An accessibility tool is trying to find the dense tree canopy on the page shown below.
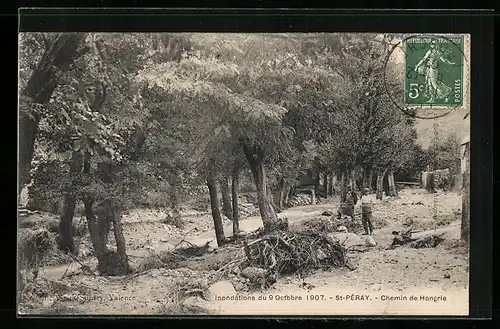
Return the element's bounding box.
[19,32,457,273]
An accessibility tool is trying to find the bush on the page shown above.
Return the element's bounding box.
[18,228,54,270]
[427,133,461,187]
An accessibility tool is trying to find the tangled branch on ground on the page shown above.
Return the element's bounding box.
[136,240,211,273]
[411,234,445,248]
[137,225,351,291]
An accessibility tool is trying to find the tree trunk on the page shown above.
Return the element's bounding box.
[426,172,435,193]
[376,169,387,200]
[168,169,184,229]
[310,188,316,205]
[58,136,84,253]
[362,168,369,189]
[96,163,112,246]
[109,201,131,275]
[96,200,130,276]
[322,171,329,198]
[461,167,470,243]
[277,188,284,211]
[267,183,279,213]
[82,153,107,258]
[59,195,77,253]
[350,170,358,191]
[219,176,233,220]
[388,170,398,197]
[368,169,374,191]
[94,162,130,276]
[329,171,335,196]
[383,172,390,196]
[82,148,125,276]
[340,170,348,205]
[276,177,285,211]
[83,197,105,257]
[231,164,240,236]
[18,33,86,195]
[207,175,226,247]
[284,186,292,207]
[314,171,321,199]
[241,141,282,232]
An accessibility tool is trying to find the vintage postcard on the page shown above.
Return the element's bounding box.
[18,31,470,316]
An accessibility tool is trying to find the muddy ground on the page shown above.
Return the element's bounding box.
[17,188,468,316]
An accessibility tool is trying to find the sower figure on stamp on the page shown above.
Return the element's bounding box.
[337,185,357,221]
[359,188,375,235]
[414,39,455,104]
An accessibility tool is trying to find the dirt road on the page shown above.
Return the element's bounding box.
[39,202,335,279]
[20,188,468,316]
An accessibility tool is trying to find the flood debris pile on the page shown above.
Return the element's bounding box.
[138,220,352,292]
[241,230,348,285]
[286,193,314,207]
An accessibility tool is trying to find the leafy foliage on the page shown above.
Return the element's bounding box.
[427,132,461,175]
[21,32,430,217]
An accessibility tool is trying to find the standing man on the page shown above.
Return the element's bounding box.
[337,185,357,221]
[359,188,375,235]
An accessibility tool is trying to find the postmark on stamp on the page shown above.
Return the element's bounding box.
[404,35,465,108]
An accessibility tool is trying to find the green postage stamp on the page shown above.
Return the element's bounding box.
[404,35,464,107]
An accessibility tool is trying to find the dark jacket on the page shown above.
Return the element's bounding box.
[342,191,358,205]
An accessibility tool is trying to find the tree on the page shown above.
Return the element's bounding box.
[427,132,461,174]
[396,143,430,182]
[206,162,226,246]
[58,135,84,253]
[22,33,190,272]
[18,33,87,196]
[231,158,243,235]
[320,34,416,200]
[461,138,470,243]
[219,176,233,220]
[136,34,348,232]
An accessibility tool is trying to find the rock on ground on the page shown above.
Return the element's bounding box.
[345,256,360,271]
[207,280,236,301]
[329,232,364,248]
[364,235,377,247]
[241,266,266,281]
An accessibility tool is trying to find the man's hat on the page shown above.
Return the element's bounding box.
[363,188,370,193]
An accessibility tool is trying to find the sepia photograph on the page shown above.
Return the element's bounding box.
[18,31,471,316]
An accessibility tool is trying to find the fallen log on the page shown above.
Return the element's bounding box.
[389,228,446,249]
